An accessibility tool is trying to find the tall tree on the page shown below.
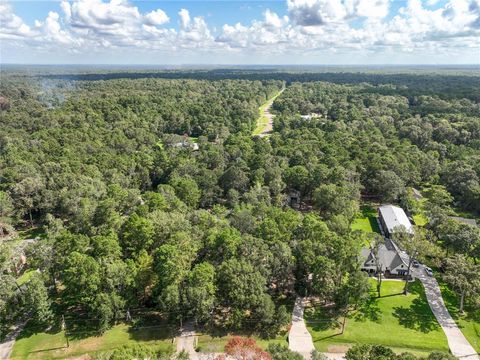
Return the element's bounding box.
[443,254,480,313]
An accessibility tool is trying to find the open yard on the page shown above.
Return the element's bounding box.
[305,280,449,356]
[351,205,381,235]
[10,323,174,360]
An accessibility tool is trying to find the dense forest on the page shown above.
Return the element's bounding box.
[0,69,479,352]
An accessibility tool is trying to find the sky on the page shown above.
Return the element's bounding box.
[1,0,479,65]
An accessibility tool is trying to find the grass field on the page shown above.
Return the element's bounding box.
[351,205,381,235]
[252,88,284,136]
[11,323,174,360]
[305,280,449,355]
[437,278,480,353]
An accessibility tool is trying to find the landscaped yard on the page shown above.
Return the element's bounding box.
[11,323,174,360]
[305,280,449,356]
[351,205,381,234]
[437,278,480,353]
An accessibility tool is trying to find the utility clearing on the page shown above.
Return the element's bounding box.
[252,86,285,137]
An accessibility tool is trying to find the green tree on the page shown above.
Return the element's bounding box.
[443,254,480,313]
[62,252,101,307]
[120,214,154,256]
[170,176,201,208]
[23,272,53,325]
[218,259,266,310]
[184,262,216,323]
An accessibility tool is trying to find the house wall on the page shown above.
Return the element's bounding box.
[390,263,408,276]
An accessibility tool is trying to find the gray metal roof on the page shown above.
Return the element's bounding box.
[379,204,413,234]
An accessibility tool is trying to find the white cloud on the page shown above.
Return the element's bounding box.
[0,2,34,39]
[287,0,348,25]
[1,0,479,63]
[144,9,169,26]
[178,8,191,29]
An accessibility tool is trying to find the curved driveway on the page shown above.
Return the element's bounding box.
[413,268,479,360]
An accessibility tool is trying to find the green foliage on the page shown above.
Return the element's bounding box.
[22,272,53,325]
[2,70,480,345]
[267,343,304,360]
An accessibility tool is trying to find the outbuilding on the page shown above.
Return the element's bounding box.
[378,204,413,238]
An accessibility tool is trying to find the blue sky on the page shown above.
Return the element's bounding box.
[1,0,479,64]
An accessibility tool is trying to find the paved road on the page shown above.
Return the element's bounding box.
[176,322,198,360]
[413,268,479,360]
[288,297,315,359]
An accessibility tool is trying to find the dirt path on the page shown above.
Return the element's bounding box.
[288,297,315,359]
[253,86,285,137]
[413,268,479,360]
[176,322,198,360]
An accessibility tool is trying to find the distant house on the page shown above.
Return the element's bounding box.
[378,204,414,238]
[450,216,477,227]
[300,113,321,121]
[171,140,199,151]
[360,238,410,277]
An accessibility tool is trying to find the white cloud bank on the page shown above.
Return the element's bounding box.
[1,0,479,63]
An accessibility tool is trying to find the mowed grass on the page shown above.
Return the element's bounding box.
[305,280,449,355]
[437,278,480,353]
[11,323,174,360]
[351,205,381,235]
[196,333,287,353]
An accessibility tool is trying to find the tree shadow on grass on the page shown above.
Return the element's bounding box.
[393,297,441,333]
[304,307,342,333]
[354,297,381,323]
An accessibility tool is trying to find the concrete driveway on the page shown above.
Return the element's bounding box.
[413,267,479,360]
[288,297,315,359]
[176,321,198,360]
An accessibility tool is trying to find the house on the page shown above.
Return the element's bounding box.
[172,140,199,151]
[300,113,321,121]
[360,238,410,277]
[378,204,413,238]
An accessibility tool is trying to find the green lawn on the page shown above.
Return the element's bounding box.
[252,88,284,136]
[437,278,480,353]
[196,333,287,353]
[11,323,174,360]
[351,205,381,235]
[305,280,449,355]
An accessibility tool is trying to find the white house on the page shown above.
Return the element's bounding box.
[360,238,410,277]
